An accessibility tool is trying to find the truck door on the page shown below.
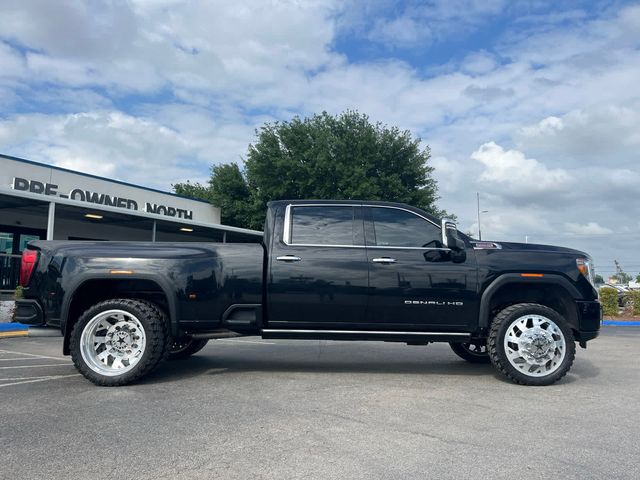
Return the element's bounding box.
[267,204,369,328]
[364,206,478,329]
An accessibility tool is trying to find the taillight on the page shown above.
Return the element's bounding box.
[19,249,38,287]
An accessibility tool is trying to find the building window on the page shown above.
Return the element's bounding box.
[0,232,14,254]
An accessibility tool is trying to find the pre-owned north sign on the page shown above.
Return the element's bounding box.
[12,177,194,220]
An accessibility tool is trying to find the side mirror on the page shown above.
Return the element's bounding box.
[441,219,465,252]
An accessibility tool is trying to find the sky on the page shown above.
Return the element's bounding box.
[0,0,639,279]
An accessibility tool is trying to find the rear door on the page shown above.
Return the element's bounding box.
[267,204,369,328]
[364,206,478,329]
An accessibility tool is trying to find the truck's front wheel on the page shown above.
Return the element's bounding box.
[70,299,169,386]
[488,303,575,386]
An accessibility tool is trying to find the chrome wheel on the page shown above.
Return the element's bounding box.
[80,309,147,376]
[503,314,566,377]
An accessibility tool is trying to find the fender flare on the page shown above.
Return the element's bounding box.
[61,273,179,353]
[478,273,581,328]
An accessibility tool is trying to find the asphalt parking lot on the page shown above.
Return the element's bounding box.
[1,328,638,480]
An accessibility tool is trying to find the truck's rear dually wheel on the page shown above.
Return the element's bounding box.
[70,299,169,386]
[168,338,209,360]
[449,340,490,364]
[488,303,575,386]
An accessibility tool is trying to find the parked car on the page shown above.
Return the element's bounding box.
[601,284,631,307]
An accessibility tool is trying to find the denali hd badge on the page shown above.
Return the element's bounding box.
[404,300,464,306]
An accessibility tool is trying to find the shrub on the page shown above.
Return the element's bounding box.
[14,286,24,299]
[599,287,618,317]
[629,290,640,316]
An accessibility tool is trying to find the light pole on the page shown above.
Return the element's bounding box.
[476,192,488,240]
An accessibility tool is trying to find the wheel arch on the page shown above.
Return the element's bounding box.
[62,275,178,355]
[479,274,581,332]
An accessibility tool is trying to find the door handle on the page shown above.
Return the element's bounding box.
[372,257,397,264]
[276,255,302,262]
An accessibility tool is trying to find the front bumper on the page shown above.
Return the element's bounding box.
[575,300,602,342]
[14,299,44,326]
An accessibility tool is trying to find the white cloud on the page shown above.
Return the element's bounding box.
[471,142,573,196]
[0,109,255,189]
[564,222,613,236]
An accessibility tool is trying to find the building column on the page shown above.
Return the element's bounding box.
[151,220,157,242]
[46,202,56,240]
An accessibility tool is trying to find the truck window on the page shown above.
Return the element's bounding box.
[370,207,441,248]
[289,206,356,246]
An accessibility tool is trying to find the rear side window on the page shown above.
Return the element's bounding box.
[370,207,441,248]
[289,206,356,246]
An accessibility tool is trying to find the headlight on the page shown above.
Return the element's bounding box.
[576,258,595,286]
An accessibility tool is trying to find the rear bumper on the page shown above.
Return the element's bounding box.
[575,300,602,342]
[14,299,44,326]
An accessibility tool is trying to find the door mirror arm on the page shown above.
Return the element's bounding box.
[441,219,465,252]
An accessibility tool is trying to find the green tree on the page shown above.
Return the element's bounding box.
[173,180,213,203]
[635,273,640,283]
[174,164,251,227]
[594,274,604,285]
[176,110,449,230]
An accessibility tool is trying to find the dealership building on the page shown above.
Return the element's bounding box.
[0,154,262,294]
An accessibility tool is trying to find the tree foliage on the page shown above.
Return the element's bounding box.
[174,111,448,230]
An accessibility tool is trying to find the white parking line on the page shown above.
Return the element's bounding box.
[0,357,49,361]
[0,375,57,381]
[0,364,72,369]
[0,349,66,361]
[0,374,81,388]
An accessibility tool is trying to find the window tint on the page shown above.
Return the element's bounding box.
[370,207,441,248]
[290,206,355,245]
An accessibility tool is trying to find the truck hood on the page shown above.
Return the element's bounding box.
[477,241,589,258]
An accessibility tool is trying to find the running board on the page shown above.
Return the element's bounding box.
[261,329,470,343]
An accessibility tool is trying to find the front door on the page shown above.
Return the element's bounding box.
[267,204,369,329]
[364,206,478,329]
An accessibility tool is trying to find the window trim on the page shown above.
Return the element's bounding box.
[282,203,450,250]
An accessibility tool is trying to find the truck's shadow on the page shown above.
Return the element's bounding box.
[144,352,494,385]
[142,347,600,386]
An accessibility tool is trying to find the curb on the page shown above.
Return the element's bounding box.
[602,320,640,326]
[0,323,62,338]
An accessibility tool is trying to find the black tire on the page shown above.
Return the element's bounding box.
[487,303,576,386]
[449,340,491,364]
[168,338,209,360]
[70,299,169,386]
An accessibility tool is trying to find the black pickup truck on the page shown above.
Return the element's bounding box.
[15,200,601,386]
